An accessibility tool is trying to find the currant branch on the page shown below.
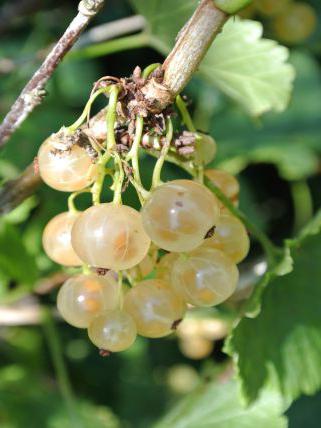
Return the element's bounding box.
[0,0,105,147]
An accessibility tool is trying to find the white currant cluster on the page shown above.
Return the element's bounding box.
[39,67,249,355]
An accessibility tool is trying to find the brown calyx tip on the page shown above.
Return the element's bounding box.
[204,226,216,239]
[99,349,111,357]
[172,319,183,330]
[95,267,110,276]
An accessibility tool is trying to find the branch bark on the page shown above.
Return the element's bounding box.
[0,0,105,148]
[142,0,227,112]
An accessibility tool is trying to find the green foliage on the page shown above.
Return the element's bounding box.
[0,220,38,286]
[155,378,287,428]
[226,210,321,403]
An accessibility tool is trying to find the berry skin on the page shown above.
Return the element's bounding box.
[205,169,239,205]
[171,247,239,307]
[141,179,220,252]
[155,252,179,284]
[42,211,82,266]
[124,279,186,338]
[202,213,249,263]
[71,203,151,271]
[38,134,97,192]
[273,3,317,44]
[88,310,137,353]
[194,133,217,165]
[57,273,119,328]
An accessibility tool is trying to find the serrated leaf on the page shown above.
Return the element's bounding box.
[154,379,287,428]
[0,220,38,285]
[130,0,294,115]
[226,210,321,404]
[210,52,321,180]
[201,18,295,115]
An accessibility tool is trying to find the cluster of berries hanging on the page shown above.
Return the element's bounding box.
[39,65,249,355]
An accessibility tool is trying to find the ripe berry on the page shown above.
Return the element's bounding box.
[205,169,239,205]
[124,279,186,338]
[171,247,239,307]
[42,211,82,266]
[88,310,137,352]
[38,133,97,192]
[202,213,249,263]
[57,273,120,328]
[141,179,220,252]
[71,203,151,270]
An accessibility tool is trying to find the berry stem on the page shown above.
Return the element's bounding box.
[91,150,111,205]
[68,188,91,213]
[67,87,108,133]
[126,116,144,193]
[152,118,173,189]
[112,153,125,205]
[142,63,161,79]
[106,84,120,151]
[176,95,196,132]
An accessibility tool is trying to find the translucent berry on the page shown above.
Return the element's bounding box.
[171,247,239,307]
[179,336,214,360]
[42,211,82,266]
[155,252,179,284]
[205,169,239,205]
[273,3,317,44]
[88,310,137,352]
[71,203,151,270]
[38,133,97,192]
[124,279,186,338]
[141,179,220,252]
[202,213,249,263]
[57,273,119,328]
[194,133,217,165]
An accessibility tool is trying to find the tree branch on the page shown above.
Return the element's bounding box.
[0,0,105,148]
[142,0,228,111]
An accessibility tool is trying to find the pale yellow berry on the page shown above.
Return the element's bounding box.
[88,310,137,352]
[57,273,119,328]
[124,279,186,338]
[42,211,82,266]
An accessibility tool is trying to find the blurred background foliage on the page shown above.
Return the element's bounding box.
[1,0,321,426]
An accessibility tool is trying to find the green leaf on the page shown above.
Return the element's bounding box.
[130,0,294,115]
[211,52,321,180]
[201,18,295,116]
[226,210,321,404]
[154,379,287,428]
[0,220,38,285]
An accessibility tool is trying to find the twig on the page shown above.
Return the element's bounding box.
[0,0,105,147]
[0,164,41,215]
[76,14,146,48]
[142,0,228,112]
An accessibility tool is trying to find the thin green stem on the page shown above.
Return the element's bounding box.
[68,33,150,60]
[204,176,281,267]
[68,189,91,213]
[106,85,119,151]
[42,309,79,427]
[152,119,173,189]
[112,153,125,205]
[67,88,108,132]
[291,180,313,233]
[91,151,111,205]
[126,115,146,204]
[176,95,196,132]
[142,63,161,79]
